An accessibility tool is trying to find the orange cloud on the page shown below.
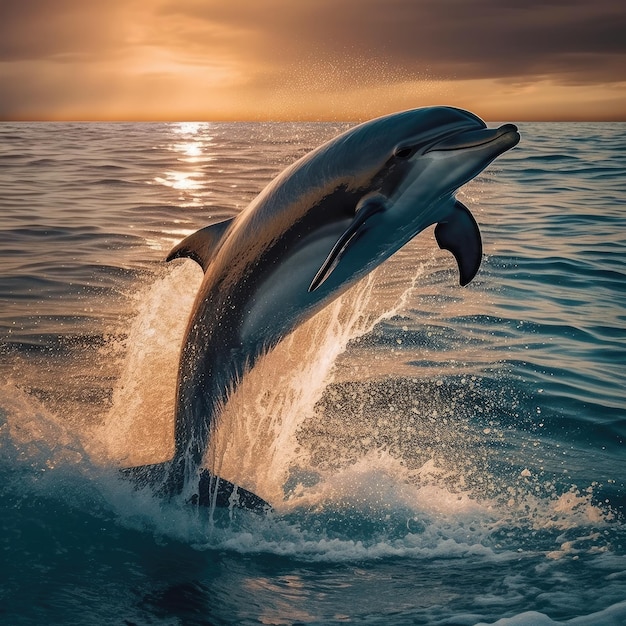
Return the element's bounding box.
[1,0,625,120]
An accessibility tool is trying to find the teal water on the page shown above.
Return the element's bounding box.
[1,121,625,625]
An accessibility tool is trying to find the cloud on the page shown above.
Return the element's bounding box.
[160,0,626,84]
[0,0,129,62]
[1,0,625,119]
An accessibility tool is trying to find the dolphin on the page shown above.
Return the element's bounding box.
[125,106,519,511]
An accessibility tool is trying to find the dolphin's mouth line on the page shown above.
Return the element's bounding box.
[424,123,519,154]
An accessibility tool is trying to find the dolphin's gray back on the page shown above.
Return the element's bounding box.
[168,109,448,479]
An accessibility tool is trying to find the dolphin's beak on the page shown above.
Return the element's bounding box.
[425,123,520,153]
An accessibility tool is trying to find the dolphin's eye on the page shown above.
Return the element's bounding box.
[394,146,413,159]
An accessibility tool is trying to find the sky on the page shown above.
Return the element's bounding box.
[1,0,625,122]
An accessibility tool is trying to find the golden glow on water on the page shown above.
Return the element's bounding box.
[153,123,214,209]
[154,170,203,191]
[173,122,206,136]
[179,142,203,160]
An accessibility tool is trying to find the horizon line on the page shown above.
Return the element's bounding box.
[2,115,626,123]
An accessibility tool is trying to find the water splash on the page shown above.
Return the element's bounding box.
[94,262,202,466]
[87,246,424,506]
[85,251,615,536]
[0,252,617,582]
[0,381,84,471]
[210,267,421,506]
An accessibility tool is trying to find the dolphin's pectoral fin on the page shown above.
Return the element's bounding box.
[119,462,271,514]
[166,217,234,272]
[309,197,386,292]
[435,200,483,286]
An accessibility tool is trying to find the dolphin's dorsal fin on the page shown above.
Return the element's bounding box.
[434,200,482,286]
[166,218,234,272]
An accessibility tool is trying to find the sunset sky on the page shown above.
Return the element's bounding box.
[1,0,625,122]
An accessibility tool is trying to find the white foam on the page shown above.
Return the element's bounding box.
[475,599,626,625]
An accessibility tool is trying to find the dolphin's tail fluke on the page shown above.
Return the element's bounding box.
[120,462,271,514]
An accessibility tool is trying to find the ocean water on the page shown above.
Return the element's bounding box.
[0,119,625,625]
